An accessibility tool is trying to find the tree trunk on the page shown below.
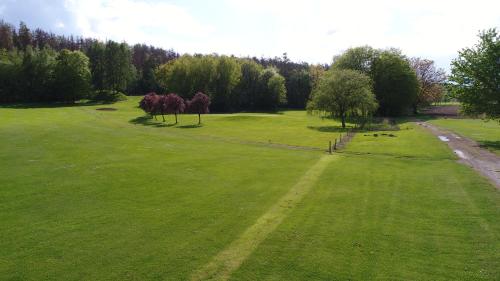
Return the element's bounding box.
[175,113,178,124]
[161,112,165,122]
[198,113,201,125]
[341,114,346,128]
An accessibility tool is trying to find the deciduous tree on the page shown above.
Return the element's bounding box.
[410,58,446,112]
[53,50,91,102]
[371,51,419,116]
[163,93,185,124]
[139,92,160,119]
[308,69,377,128]
[187,92,210,125]
[449,28,500,119]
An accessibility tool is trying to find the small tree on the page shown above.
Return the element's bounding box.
[449,28,500,119]
[139,92,160,119]
[308,69,377,128]
[187,92,210,125]
[164,93,185,124]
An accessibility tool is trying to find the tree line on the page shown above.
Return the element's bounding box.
[0,20,178,103]
[0,20,318,109]
[2,20,496,120]
[308,28,499,125]
[308,46,447,127]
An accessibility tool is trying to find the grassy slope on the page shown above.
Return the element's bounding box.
[1,99,499,280]
[429,118,500,155]
[232,122,500,280]
[0,100,321,280]
[126,96,348,149]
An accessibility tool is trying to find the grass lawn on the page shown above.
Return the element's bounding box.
[1,98,498,280]
[429,118,500,155]
[232,122,500,280]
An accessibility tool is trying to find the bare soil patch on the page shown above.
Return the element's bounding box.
[421,105,460,117]
[419,122,500,188]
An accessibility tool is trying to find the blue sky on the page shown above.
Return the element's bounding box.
[1,0,499,71]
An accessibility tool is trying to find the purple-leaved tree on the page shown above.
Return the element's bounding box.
[164,93,185,124]
[139,92,160,119]
[187,92,210,125]
[158,95,168,122]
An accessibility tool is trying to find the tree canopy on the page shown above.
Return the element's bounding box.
[410,57,446,112]
[333,47,419,116]
[155,55,287,112]
[371,51,419,116]
[449,28,500,119]
[308,69,377,128]
[53,50,91,102]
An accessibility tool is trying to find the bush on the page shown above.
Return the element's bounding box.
[93,90,127,102]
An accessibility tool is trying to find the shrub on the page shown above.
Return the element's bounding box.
[93,90,127,103]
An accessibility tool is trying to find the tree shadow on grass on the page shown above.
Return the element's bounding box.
[177,124,203,129]
[307,126,348,133]
[0,100,113,109]
[478,141,500,153]
[129,116,177,128]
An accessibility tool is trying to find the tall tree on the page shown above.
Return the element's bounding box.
[410,58,446,113]
[86,41,106,91]
[0,49,22,102]
[257,67,287,110]
[16,22,32,50]
[104,41,135,93]
[212,55,241,111]
[371,51,419,116]
[0,20,14,50]
[308,69,377,128]
[235,59,263,110]
[20,47,57,101]
[53,50,91,102]
[286,69,312,108]
[449,28,500,119]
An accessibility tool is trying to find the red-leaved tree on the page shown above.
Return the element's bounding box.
[158,95,168,122]
[139,92,160,119]
[164,93,185,124]
[187,92,210,125]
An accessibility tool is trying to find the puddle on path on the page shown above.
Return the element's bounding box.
[454,150,467,159]
[438,136,450,142]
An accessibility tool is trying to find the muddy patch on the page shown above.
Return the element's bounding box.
[419,122,500,188]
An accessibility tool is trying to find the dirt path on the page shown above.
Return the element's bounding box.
[418,122,500,189]
[190,155,337,281]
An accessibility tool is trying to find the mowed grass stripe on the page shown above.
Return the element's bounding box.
[190,154,337,281]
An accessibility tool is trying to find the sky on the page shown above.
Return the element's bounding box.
[1,0,499,72]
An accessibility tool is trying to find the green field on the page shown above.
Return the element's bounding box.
[429,118,500,155]
[1,97,499,280]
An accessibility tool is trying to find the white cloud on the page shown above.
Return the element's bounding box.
[225,0,500,70]
[63,0,214,48]
[55,21,65,28]
[60,0,499,71]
